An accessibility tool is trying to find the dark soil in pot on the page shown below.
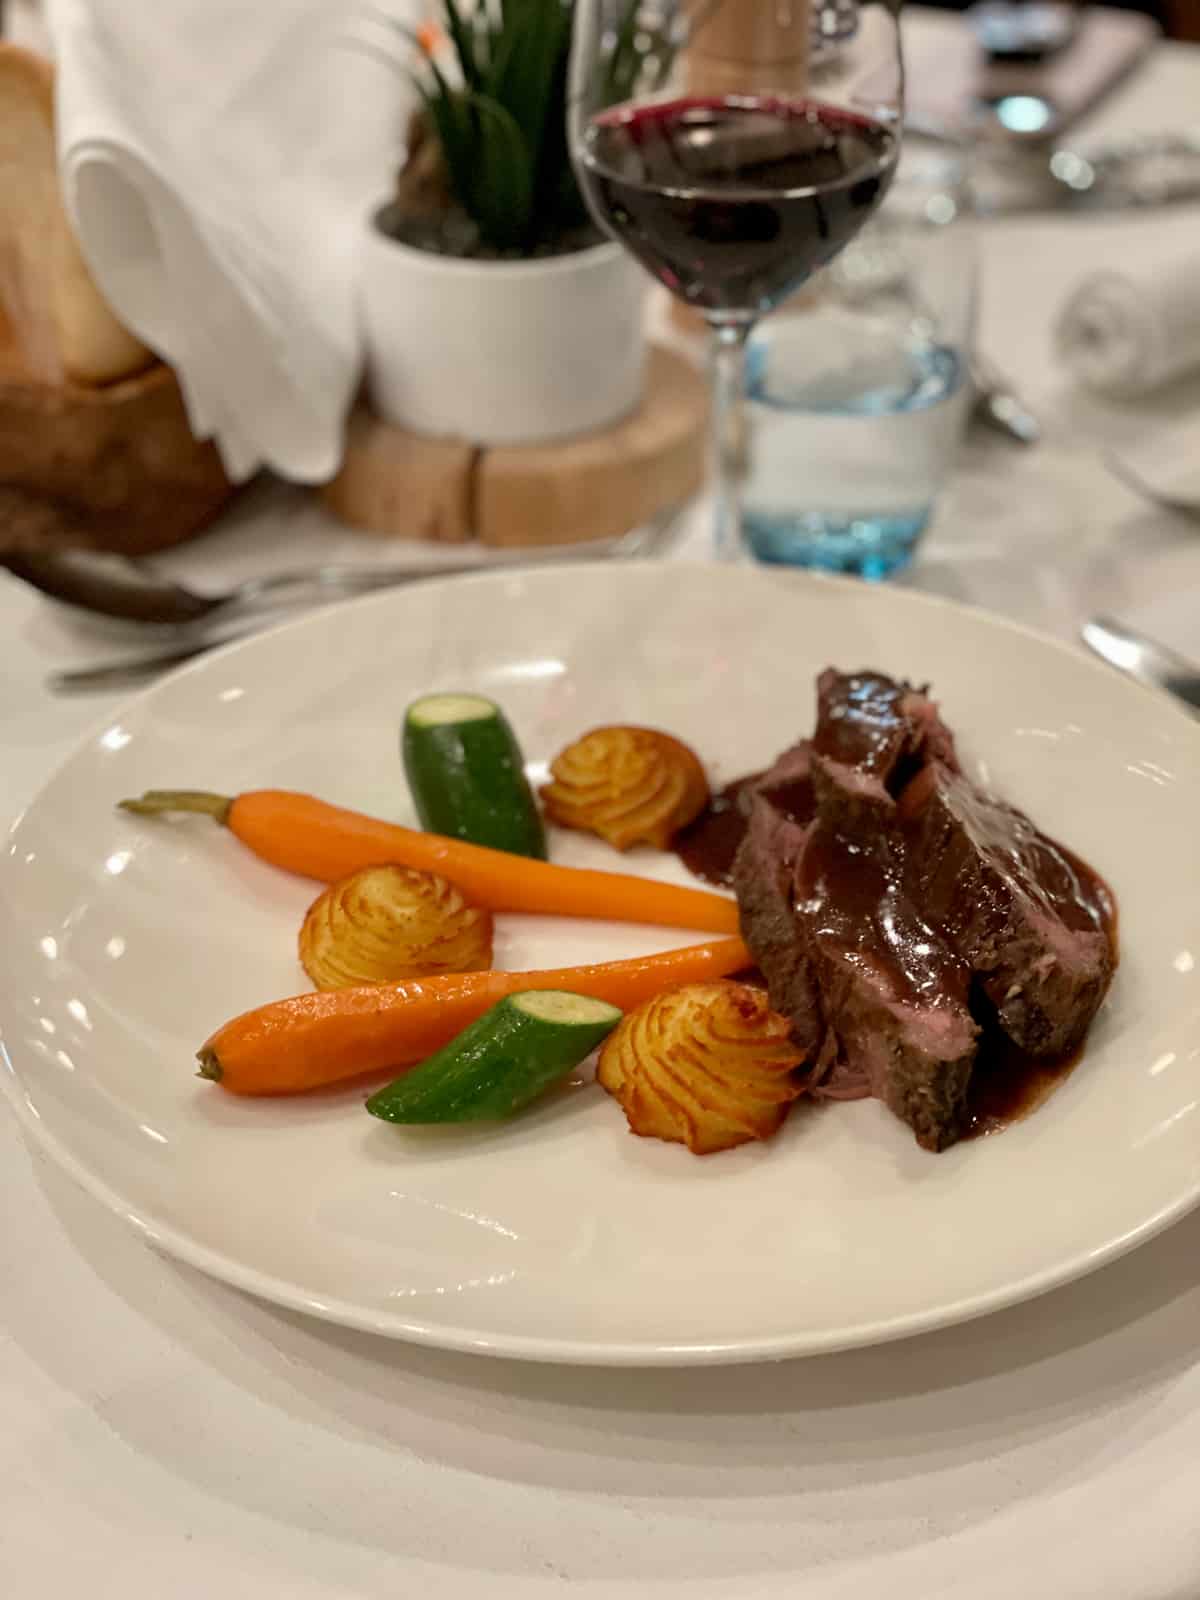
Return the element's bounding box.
[376,201,605,263]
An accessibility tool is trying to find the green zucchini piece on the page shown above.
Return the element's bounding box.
[365,990,621,1124]
[402,692,546,859]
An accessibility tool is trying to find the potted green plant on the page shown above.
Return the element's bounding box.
[361,0,659,446]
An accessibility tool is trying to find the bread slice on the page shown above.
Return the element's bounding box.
[0,44,150,385]
[0,361,233,555]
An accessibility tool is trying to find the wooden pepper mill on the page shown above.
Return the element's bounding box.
[683,0,812,98]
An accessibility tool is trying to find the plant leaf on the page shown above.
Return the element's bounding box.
[412,0,662,252]
[412,72,474,215]
[482,0,575,232]
[604,0,642,106]
[460,91,535,251]
[484,0,568,159]
[534,41,585,230]
[441,0,485,89]
[602,3,682,107]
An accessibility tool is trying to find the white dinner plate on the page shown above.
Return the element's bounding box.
[3,563,1199,1365]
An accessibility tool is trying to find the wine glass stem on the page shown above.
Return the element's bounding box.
[709,321,752,562]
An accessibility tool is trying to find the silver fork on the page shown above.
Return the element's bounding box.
[6,513,679,631]
[42,511,687,693]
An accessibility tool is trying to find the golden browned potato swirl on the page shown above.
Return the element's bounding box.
[541,725,709,851]
[597,981,805,1154]
[299,864,493,990]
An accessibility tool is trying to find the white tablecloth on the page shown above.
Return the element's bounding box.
[4,13,1200,1598]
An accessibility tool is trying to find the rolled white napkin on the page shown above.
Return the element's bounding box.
[1108,416,1200,512]
[45,0,417,482]
[1055,252,1200,399]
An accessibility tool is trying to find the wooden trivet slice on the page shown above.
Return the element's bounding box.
[321,344,707,548]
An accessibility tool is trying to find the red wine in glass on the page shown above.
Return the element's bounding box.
[577,96,898,320]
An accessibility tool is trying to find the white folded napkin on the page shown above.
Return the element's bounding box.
[1055,251,1200,399]
[1108,415,1200,513]
[45,0,417,482]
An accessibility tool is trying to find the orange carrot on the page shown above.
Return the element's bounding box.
[120,789,738,934]
[198,936,751,1095]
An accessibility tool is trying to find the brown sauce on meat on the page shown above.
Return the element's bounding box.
[1058,842,1120,963]
[962,856,1118,1139]
[812,671,910,778]
[676,771,815,887]
[761,777,816,825]
[961,1035,1084,1139]
[799,821,973,1012]
[937,772,1119,948]
[678,753,1119,1146]
[674,776,760,887]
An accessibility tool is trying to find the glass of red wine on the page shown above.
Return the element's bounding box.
[569,0,904,559]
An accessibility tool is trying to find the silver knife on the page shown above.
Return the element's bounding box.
[1080,616,1200,716]
[970,355,1041,447]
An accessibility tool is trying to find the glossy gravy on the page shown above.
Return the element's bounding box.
[675,769,1119,1138]
[673,775,761,887]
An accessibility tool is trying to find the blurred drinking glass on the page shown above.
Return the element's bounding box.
[740,133,977,578]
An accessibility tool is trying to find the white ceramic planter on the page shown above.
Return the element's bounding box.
[361,209,647,446]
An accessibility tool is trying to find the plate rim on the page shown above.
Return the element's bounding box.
[26,557,1200,745]
[4,559,1200,1366]
[3,1060,1198,1365]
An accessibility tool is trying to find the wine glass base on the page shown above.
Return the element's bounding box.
[743,509,930,581]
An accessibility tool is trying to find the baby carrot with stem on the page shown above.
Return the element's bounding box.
[119,789,738,933]
[198,935,751,1095]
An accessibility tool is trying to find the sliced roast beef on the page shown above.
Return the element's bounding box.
[729,667,1115,1152]
[735,673,981,1148]
[757,736,818,803]
[898,762,1116,1057]
[732,744,822,1054]
[812,669,917,785]
[795,739,980,1151]
[810,669,960,815]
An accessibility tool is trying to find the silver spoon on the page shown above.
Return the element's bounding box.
[2,546,475,628]
[1080,616,1200,716]
[40,511,687,693]
[5,514,681,632]
[2,547,543,629]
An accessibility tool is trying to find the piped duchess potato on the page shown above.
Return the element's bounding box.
[299,864,492,990]
[541,724,709,851]
[597,981,806,1154]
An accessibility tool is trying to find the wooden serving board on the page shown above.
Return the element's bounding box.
[321,344,708,548]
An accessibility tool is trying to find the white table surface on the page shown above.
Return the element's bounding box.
[5,14,1200,1599]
